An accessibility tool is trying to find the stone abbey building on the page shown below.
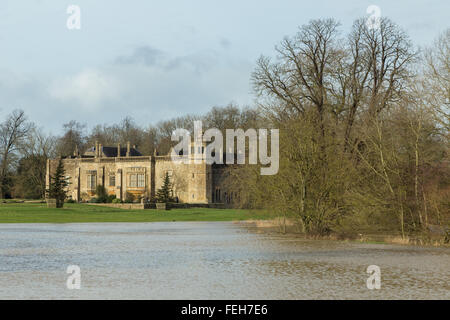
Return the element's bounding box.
[45,141,233,204]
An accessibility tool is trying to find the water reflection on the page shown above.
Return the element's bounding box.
[0,222,448,299]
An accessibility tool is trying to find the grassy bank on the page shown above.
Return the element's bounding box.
[0,202,273,223]
[1,203,447,246]
[236,219,449,247]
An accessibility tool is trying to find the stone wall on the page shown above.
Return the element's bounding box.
[154,157,212,204]
[211,165,239,205]
[85,202,226,210]
[85,203,150,210]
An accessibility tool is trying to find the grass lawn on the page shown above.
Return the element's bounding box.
[0,202,274,223]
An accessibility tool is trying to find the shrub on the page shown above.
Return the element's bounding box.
[106,194,116,203]
[124,192,135,203]
[80,192,88,202]
[112,198,121,204]
[95,185,108,203]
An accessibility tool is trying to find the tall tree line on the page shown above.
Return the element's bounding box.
[228,17,449,239]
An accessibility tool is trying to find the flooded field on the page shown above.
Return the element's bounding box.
[0,222,448,299]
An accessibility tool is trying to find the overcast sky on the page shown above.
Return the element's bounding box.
[0,0,448,135]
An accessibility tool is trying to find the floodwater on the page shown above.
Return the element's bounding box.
[0,222,448,299]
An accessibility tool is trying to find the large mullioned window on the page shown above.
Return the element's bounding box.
[129,174,145,188]
[138,174,145,187]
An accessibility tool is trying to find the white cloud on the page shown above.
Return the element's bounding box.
[0,48,253,133]
[48,69,120,109]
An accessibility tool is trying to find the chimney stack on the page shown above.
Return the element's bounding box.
[95,141,99,158]
[117,143,121,157]
[126,141,130,157]
[99,144,103,158]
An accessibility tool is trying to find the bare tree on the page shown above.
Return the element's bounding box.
[252,19,341,132]
[338,18,416,151]
[14,127,56,198]
[0,109,32,198]
[424,29,450,132]
[56,120,87,156]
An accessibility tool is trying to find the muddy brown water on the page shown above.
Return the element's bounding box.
[0,222,448,299]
